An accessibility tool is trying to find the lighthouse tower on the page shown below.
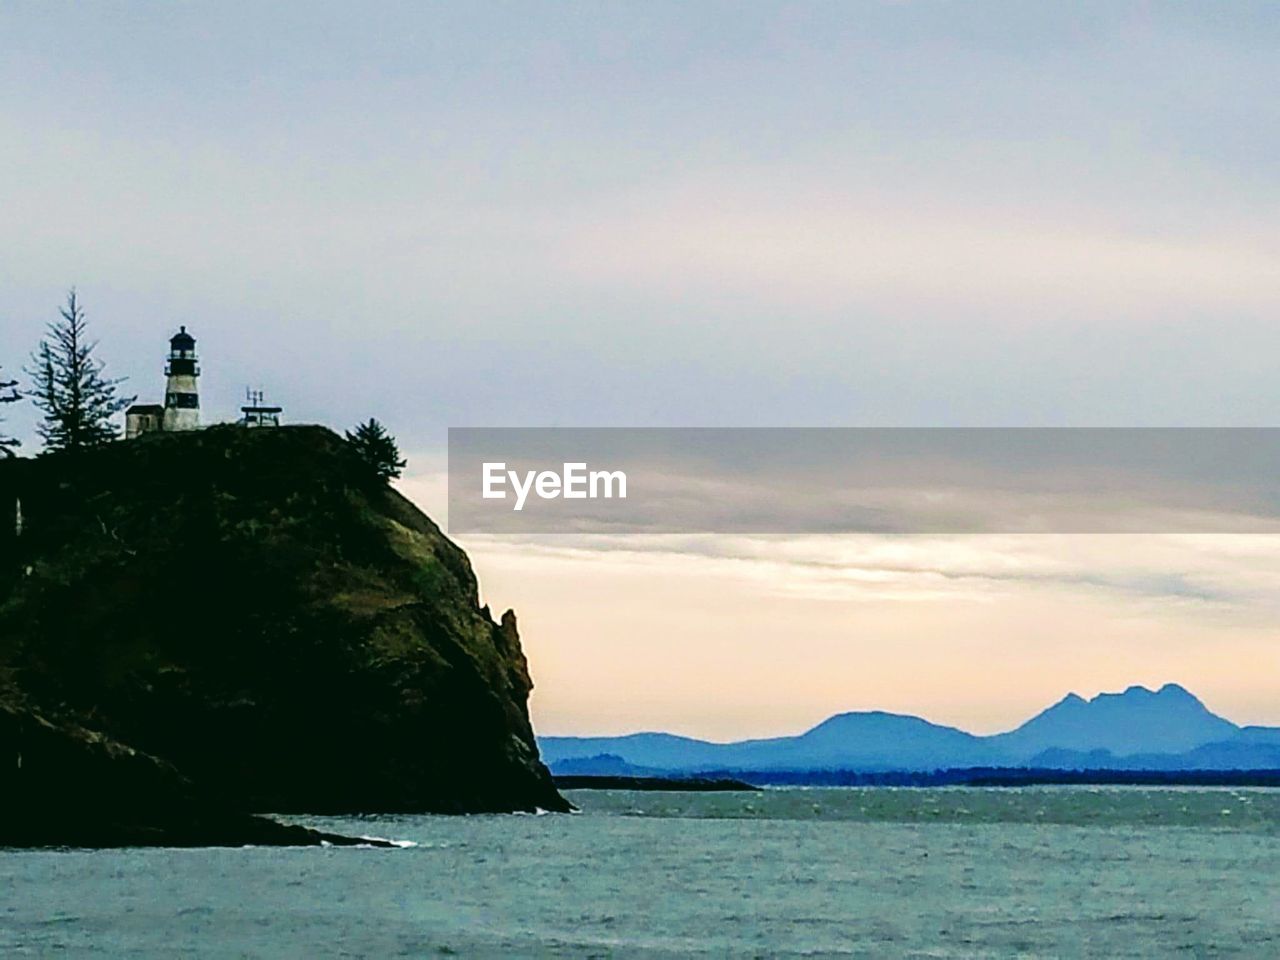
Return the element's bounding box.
[162,326,200,431]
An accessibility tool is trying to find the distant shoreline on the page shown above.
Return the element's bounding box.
[556,769,1280,791]
[555,775,760,792]
[683,768,1280,788]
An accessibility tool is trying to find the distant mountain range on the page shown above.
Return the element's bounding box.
[539,684,1280,776]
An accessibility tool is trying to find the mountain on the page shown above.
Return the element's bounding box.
[549,754,666,777]
[1026,738,1280,772]
[1235,725,1280,745]
[542,711,996,773]
[719,712,993,770]
[0,425,567,845]
[539,732,737,771]
[542,685,1273,776]
[989,683,1239,759]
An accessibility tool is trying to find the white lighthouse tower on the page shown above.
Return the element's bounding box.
[162,326,201,431]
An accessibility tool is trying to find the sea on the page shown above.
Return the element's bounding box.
[3,787,1278,958]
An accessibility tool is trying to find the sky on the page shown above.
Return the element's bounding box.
[2,2,1279,737]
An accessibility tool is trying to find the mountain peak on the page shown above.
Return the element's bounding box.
[997,682,1237,758]
[1120,684,1153,697]
[1105,683,1199,703]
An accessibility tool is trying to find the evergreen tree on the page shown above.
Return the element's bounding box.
[346,418,407,481]
[0,364,19,457]
[26,289,135,452]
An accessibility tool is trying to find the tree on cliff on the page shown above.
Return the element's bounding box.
[346,418,407,481]
[0,364,19,457]
[26,290,135,453]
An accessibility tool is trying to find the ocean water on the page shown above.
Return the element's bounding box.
[3,787,1278,958]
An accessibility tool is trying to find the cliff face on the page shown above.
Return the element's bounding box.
[0,425,567,823]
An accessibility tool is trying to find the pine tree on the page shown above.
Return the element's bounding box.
[345,418,407,481]
[0,363,19,457]
[26,289,135,452]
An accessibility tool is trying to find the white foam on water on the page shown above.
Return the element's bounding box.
[359,836,417,848]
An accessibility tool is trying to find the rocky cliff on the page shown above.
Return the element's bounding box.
[0,424,567,844]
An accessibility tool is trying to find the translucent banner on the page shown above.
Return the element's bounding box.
[447,428,1280,534]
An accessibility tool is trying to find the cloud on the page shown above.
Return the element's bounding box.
[445,525,1280,622]
[444,523,1280,736]
[550,177,1280,315]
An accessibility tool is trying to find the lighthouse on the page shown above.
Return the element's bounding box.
[161,326,200,431]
